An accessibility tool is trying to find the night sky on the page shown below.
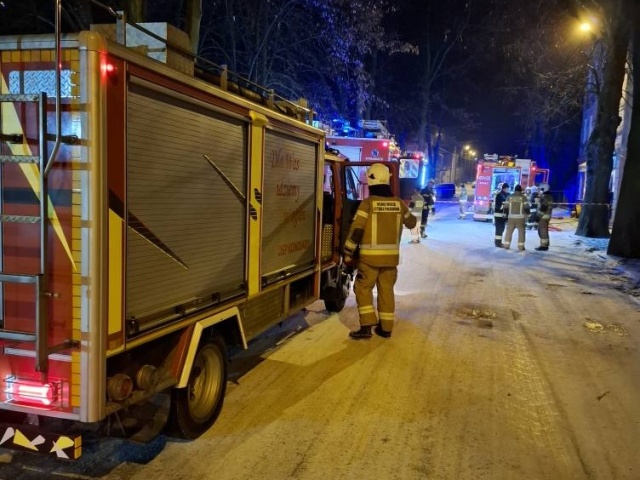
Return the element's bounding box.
[0,0,582,190]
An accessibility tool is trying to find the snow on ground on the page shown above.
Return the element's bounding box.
[427,202,640,304]
[544,212,639,303]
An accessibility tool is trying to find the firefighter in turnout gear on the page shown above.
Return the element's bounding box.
[419,180,436,238]
[535,186,553,251]
[343,164,417,339]
[503,184,530,250]
[494,183,510,247]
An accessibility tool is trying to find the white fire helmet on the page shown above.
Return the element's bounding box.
[366,163,391,186]
[530,186,538,194]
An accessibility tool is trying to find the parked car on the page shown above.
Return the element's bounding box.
[434,183,456,199]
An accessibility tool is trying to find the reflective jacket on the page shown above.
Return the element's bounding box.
[494,190,509,218]
[504,191,530,219]
[344,196,417,267]
[538,192,553,220]
[420,185,435,210]
[529,192,540,218]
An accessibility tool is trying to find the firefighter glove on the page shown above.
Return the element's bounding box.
[344,255,355,268]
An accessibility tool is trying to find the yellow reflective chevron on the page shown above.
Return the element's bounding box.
[13,429,38,451]
[50,435,75,458]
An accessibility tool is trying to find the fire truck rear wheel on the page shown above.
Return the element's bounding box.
[168,335,228,439]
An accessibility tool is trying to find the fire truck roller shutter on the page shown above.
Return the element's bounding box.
[126,81,247,329]
[262,131,318,280]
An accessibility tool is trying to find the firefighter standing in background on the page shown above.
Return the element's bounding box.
[535,186,553,251]
[503,184,530,251]
[458,183,468,219]
[493,183,510,248]
[343,164,417,339]
[419,179,436,238]
[408,187,424,243]
[526,186,540,230]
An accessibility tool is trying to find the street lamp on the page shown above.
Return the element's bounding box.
[579,22,592,32]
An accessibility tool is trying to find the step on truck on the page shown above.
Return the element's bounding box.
[0,4,398,459]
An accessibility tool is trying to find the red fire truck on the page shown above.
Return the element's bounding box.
[396,151,427,201]
[473,155,549,221]
[0,12,399,459]
[326,119,399,163]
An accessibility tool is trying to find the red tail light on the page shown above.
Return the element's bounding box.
[101,61,118,78]
[5,377,60,407]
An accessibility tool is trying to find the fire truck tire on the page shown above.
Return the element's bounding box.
[168,336,228,439]
[324,267,350,312]
[324,286,348,312]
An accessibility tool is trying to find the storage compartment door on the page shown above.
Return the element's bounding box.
[126,81,247,329]
[261,132,318,283]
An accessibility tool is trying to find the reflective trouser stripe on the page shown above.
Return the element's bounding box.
[379,312,395,332]
[353,262,398,330]
[504,217,526,249]
[538,218,550,246]
[358,305,375,315]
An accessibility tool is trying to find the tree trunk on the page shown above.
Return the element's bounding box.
[608,3,640,258]
[418,84,432,180]
[576,0,632,238]
[124,0,145,24]
[184,0,203,54]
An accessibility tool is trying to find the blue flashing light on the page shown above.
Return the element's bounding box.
[419,162,427,187]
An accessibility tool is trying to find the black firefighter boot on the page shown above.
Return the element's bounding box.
[349,325,372,340]
[374,325,392,339]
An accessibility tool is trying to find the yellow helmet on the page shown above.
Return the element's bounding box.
[366,163,391,186]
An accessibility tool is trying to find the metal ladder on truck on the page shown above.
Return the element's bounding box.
[0,92,77,375]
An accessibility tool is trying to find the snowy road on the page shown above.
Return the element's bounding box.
[3,203,640,479]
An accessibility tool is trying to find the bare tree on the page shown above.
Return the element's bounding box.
[608,2,640,257]
[405,0,473,180]
[183,0,203,53]
[195,0,412,122]
[576,0,633,238]
[123,0,145,23]
[503,4,587,154]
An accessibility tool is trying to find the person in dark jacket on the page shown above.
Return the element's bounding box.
[418,180,435,238]
[493,183,510,247]
[535,187,553,251]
